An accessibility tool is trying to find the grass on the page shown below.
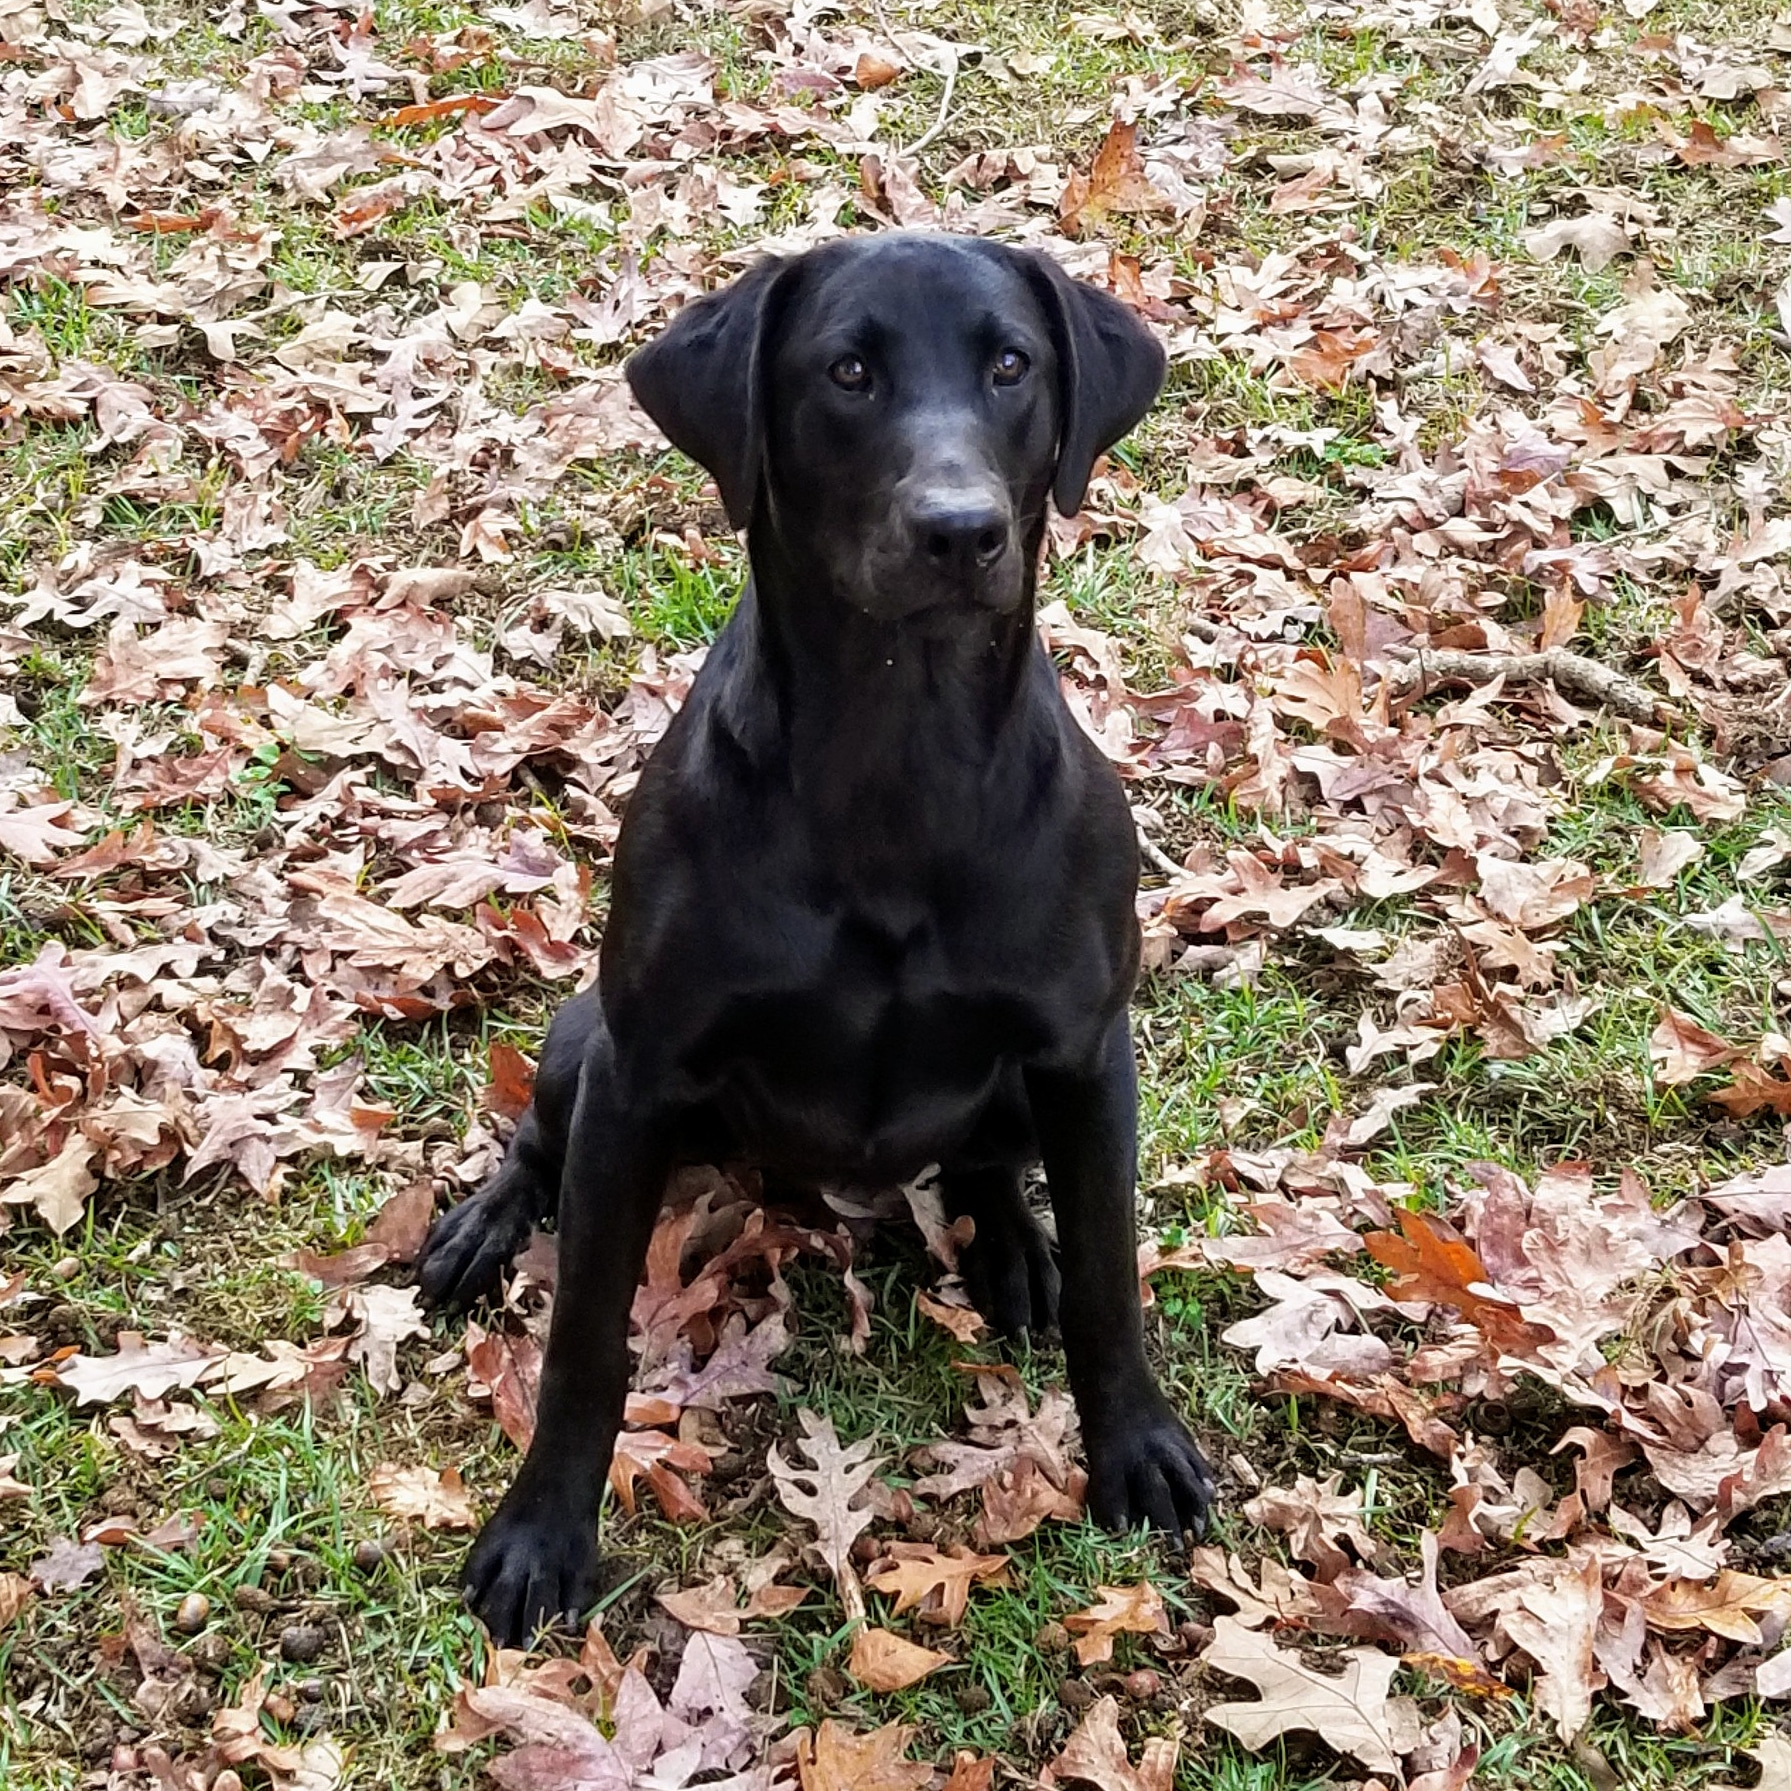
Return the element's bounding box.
[4,0,1791,1785]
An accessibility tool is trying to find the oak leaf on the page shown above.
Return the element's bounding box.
[369,1463,477,1530]
[1058,121,1171,237]
[864,1542,1009,1626]
[1363,1209,1550,1357]
[796,1721,931,1791]
[1200,1616,1421,1773]
[50,1332,225,1406]
[1650,1008,1743,1085]
[657,1570,807,1635]
[1048,1693,1177,1791]
[1063,1581,1168,1665]
[770,1410,884,1622]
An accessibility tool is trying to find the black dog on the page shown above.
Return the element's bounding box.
[419,233,1214,1645]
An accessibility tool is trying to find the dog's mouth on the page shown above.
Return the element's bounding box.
[849,558,1026,623]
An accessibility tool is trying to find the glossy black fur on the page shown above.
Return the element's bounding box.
[418,233,1214,1645]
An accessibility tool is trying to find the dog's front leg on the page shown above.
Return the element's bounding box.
[1026,1020,1214,1538]
[461,1035,670,1647]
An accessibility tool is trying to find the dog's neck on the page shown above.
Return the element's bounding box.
[716,534,1053,854]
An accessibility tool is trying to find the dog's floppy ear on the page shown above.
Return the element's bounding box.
[625,255,793,531]
[1025,253,1167,518]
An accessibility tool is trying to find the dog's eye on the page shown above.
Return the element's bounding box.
[993,348,1030,386]
[829,354,870,391]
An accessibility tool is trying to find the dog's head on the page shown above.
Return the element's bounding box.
[625,234,1165,622]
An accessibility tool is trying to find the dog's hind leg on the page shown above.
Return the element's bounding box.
[941,1164,1061,1337]
[418,986,603,1309]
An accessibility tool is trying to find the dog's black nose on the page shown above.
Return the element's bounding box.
[910,492,1009,575]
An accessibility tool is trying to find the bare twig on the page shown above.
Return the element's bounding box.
[1380,645,1662,724]
[901,58,958,158]
[1136,825,1185,880]
[868,0,958,159]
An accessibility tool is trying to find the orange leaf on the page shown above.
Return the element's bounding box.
[609,1428,710,1521]
[130,211,212,234]
[1058,120,1171,236]
[1709,1061,1791,1119]
[853,53,902,90]
[485,1040,536,1120]
[1363,1210,1550,1356]
[384,93,503,127]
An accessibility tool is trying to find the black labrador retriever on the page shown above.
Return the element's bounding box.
[419,232,1214,1645]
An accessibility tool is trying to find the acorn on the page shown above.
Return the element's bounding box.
[175,1592,211,1634]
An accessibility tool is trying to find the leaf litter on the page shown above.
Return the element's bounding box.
[7,0,1791,1782]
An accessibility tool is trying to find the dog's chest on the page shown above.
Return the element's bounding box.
[703,900,1046,1176]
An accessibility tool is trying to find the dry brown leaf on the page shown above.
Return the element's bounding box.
[368,1463,477,1530]
[1650,1008,1743,1085]
[975,1457,1086,1547]
[1496,1554,1604,1741]
[1063,1581,1168,1664]
[1712,1737,1791,1791]
[864,1542,1010,1626]
[466,1323,542,1452]
[915,1289,986,1343]
[657,1571,808,1635]
[0,1573,35,1628]
[1243,1475,1379,1580]
[796,1721,932,1791]
[1641,1570,1791,1644]
[1058,121,1171,236]
[50,1332,225,1406]
[847,1626,952,1691]
[1200,1616,1421,1773]
[30,1536,104,1592]
[1048,1693,1177,1791]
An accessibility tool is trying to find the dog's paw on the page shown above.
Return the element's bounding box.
[462,1495,601,1648]
[962,1206,1061,1337]
[418,1188,534,1309]
[1085,1403,1214,1539]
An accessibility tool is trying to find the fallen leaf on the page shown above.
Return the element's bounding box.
[1049,1692,1177,1791]
[864,1542,1010,1626]
[30,1536,105,1592]
[1632,830,1706,889]
[1650,1008,1743,1085]
[368,1463,477,1529]
[796,1720,931,1791]
[1063,1581,1169,1665]
[1522,214,1632,272]
[1363,1209,1550,1356]
[1,1134,99,1235]
[50,1332,225,1406]
[657,1571,808,1634]
[0,1573,34,1627]
[847,1626,952,1691]
[1496,1554,1604,1741]
[1200,1616,1421,1773]
[916,1289,986,1343]
[1059,121,1171,236]
[770,1410,884,1623]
